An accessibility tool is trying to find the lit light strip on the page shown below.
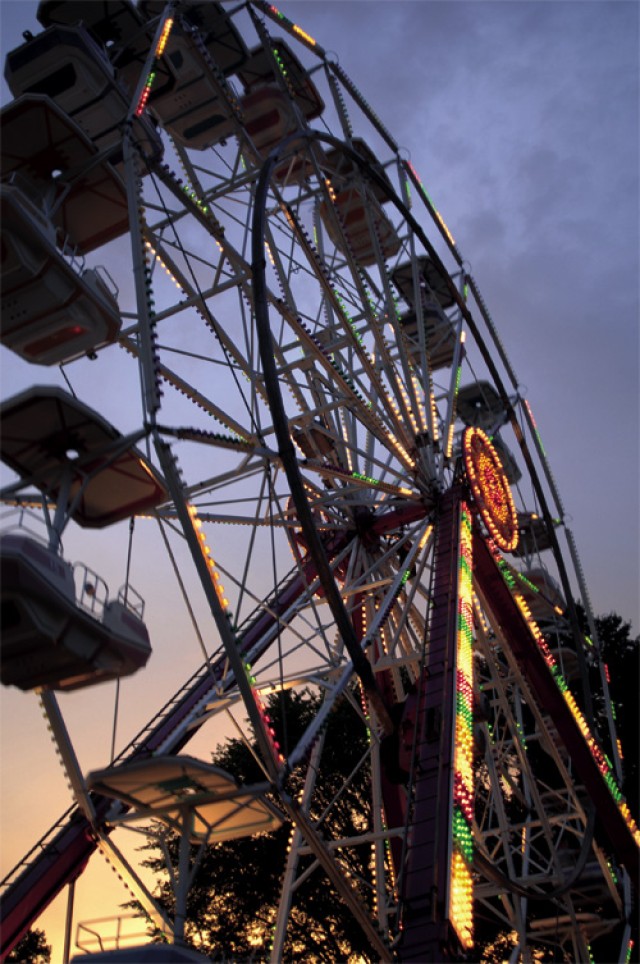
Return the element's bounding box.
[293,23,316,46]
[524,398,547,457]
[273,47,288,81]
[429,383,440,445]
[155,17,174,58]
[186,503,231,614]
[445,331,465,459]
[464,427,519,552]
[495,551,640,848]
[449,504,474,950]
[396,375,420,437]
[144,241,182,290]
[180,183,210,215]
[325,176,337,202]
[268,4,316,47]
[406,161,456,247]
[265,240,276,267]
[243,659,285,767]
[135,18,174,116]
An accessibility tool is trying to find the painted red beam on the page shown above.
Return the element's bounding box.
[371,500,430,536]
[473,531,639,887]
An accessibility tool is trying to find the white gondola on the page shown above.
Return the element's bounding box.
[122,25,235,149]
[1,182,121,365]
[239,39,325,180]
[0,531,151,692]
[239,38,323,120]
[456,379,510,433]
[0,386,166,692]
[36,0,160,125]
[398,305,457,372]
[81,756,282,957]
[320,186,401,267]
[80,2,247,150]
[241,84,297,154]
[87,755,283,843]
[0,386,169,529]
[140,0,249,76]
[391,256,457,369]
[1,95,129,254]
[324,137,395,204]
[145,29,238,151]
[392,255,457,312]
[5,24,161,165]
[292,421,339,460]
[512,511,557,558]
[37,0,148,49]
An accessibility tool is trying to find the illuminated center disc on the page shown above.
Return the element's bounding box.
[462,427,519,552]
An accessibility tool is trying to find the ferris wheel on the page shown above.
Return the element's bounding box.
[0,2,638,962]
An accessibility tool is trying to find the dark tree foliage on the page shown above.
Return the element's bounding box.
[140,689,375,962]
[6,928,51,964]
[477,930,560,964]
[588,611,640,964]
[138,614,638,963]
[588,611,639,817]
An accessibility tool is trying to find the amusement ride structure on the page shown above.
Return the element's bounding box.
[0,2,638,961]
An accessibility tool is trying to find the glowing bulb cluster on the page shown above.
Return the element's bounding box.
[463,427,518,551]
[144,241,183,292]
[186,503,230,613]
[427,384,440,445]
[445,353,464,459]
[449,505,474,950]
[243,661,284,767]
[272,47,289,83]
[405,161,456,247]
[135,18,174,116]
[449,852,473,950]
[267,4,317,47]
[352,470,379,486]
[292,23,316,46]
[409,373,426,432]
[265,240,276,267]
[395,376,420,436]
[524,399,546,456]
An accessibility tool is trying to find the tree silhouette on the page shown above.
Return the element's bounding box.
[589,611,639,816]
[136,613,638,962]
[139,689,376,961]
[6,928,51,964]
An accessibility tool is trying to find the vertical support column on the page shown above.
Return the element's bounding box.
[449,504,474,949]
[62,880,75,964]
[397,487,473,961]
